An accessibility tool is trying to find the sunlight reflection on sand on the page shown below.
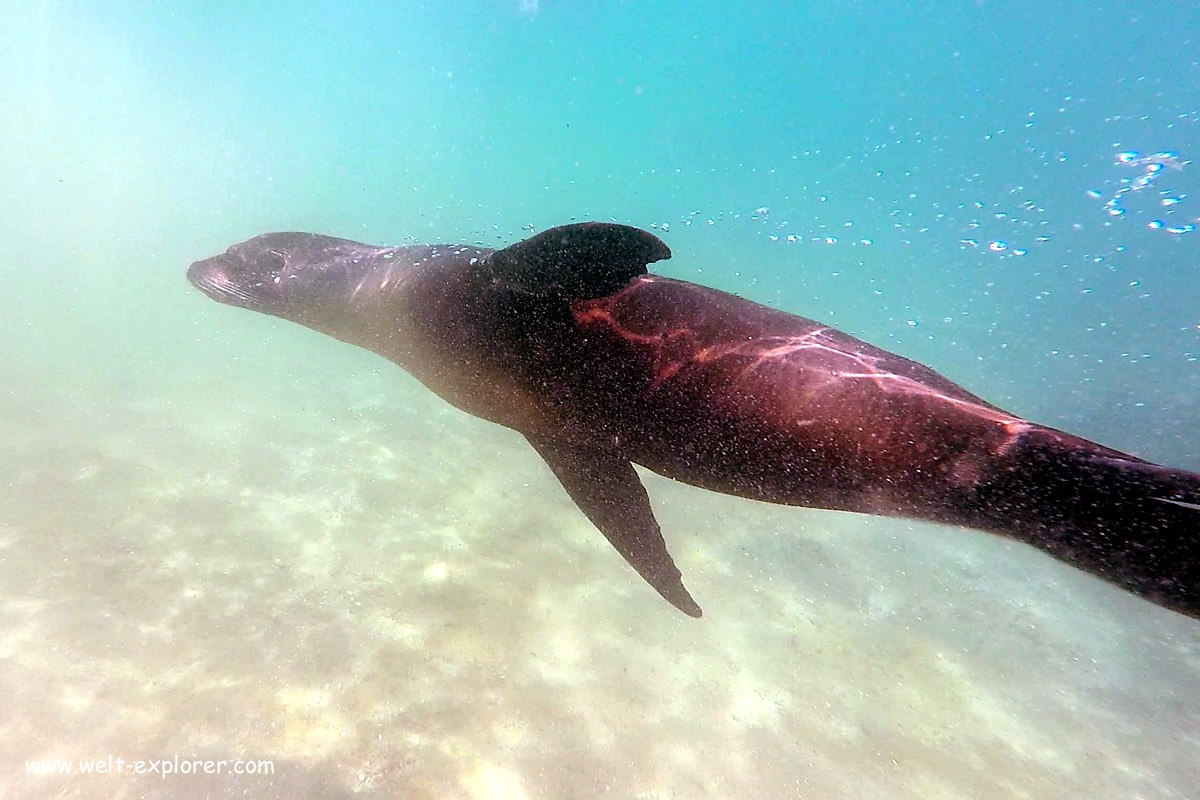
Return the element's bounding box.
[1,370,1197,799]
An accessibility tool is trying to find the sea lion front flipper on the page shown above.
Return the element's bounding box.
[525,434,702,618]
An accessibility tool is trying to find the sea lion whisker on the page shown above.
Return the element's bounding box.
[1154,497,1200,511]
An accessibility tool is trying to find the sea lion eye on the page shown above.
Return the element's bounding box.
[262,249,287,272]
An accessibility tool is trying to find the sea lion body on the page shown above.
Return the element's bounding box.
[188,224,1200,619]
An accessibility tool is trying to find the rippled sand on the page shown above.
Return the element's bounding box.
[2,360,1197,799]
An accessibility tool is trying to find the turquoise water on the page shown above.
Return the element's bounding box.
[2,2,1198,798]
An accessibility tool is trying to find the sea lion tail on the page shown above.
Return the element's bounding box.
[977,431,1200,618]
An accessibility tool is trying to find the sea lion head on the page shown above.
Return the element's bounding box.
[188,232,383,332]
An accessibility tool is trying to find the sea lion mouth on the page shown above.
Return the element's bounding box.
[187,260,263,308]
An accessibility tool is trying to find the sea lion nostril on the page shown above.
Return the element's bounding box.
[185,260,207,285]
[187,257,230,286]
[186,258,262,307]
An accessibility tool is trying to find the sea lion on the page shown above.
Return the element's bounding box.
[187,223,1200,619]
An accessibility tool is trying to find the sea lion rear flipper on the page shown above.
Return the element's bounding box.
[525,434,702,618]
[978,430,1200,618]
[488,222,671,299]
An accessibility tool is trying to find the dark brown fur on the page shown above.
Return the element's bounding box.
[189,223,1200,619]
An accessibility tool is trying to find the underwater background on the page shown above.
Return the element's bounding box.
[1,1,1198,797]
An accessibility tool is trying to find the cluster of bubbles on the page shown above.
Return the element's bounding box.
[1091,150,1194,235]
[476,137,1192,267]
[958,237,1031,255]
[955,197,1046,256]
[648,147,1197,259]
[647,207,873,247]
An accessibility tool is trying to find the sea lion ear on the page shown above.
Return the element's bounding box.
[487,222,671,299]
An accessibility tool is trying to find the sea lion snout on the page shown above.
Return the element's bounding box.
[189,231,397,342]
[187,254,264,309]
[188,233,349,310]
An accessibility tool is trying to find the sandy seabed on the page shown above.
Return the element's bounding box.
[1,363,1197,800]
